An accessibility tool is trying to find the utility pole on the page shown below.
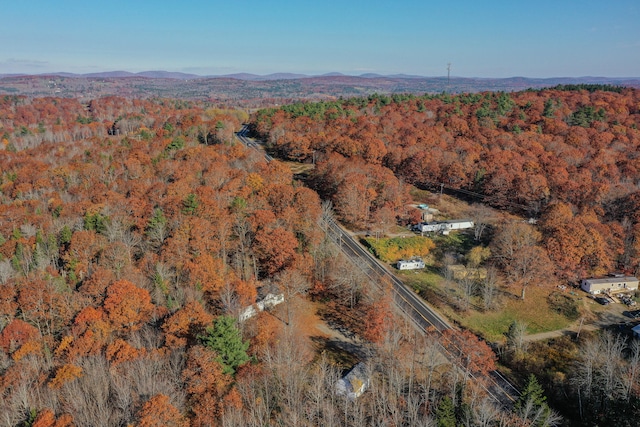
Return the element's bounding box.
[576,316,585,339]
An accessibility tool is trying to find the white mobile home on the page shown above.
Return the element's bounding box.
[580,276,639,295]
[238,293,285,321]
[413,219,474,234]
[397,258,425,270]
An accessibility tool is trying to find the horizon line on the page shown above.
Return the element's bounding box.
[1,70,639,80]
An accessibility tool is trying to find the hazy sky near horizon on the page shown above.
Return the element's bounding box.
[2,0,638,78]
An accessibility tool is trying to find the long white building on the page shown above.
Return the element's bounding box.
[413,219,474,234]
[580,276,639,295]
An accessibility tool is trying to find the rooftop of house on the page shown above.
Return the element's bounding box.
[336,362,370,399]
[583,276,639,285]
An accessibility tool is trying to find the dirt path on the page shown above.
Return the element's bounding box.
[524,323,599,342]
[281,297,370,361]
[524,301,637,342]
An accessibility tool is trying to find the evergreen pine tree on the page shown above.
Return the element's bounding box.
[455,383,471,425]
[436,396,456,427]
[199,315,249,375]
[514,374,552,426]
[182,193,199,215]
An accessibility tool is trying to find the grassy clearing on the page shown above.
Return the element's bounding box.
[431,232,477,259]
[409,188,472,219]
[389,241,576,343]
[454,286,575,342]
[409,187,439,205]
[398,267,443,293]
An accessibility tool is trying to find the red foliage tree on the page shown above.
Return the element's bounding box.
[0,318,40,354]
[441,329,497,376]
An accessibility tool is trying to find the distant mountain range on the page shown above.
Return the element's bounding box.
[1,71,638,104]
[0,70,434,80]
[6,70,637,82]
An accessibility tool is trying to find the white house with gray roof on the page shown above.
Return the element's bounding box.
[580,275,639,295]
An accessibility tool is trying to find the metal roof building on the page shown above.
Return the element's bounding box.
[580,276,639,295]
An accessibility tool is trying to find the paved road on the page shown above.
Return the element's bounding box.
[322,216,452,332]
[235,125,273,161]
[321,216,520,406]
[235,126,520,406]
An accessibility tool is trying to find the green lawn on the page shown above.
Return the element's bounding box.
[450,286,575,342]
[398,266,575,343]
[398,267,443,293]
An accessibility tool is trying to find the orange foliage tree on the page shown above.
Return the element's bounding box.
[253,227,298,276]
[48,363,83,389]
[182,345,232,426]
[68,306,111,358]
[32,409,73,427]
[162,301,214,349]
[106,339,144,366]
[137,394,188,427]
[103,279,154,333]
[361,297,393,343]
[184,253,225,302]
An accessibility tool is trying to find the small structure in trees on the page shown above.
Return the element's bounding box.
[580,275,639,295]
[414,204,434,222]
[336,362,370,399]
[397,257,426,270]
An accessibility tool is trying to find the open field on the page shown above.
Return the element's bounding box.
[455,286,575,342]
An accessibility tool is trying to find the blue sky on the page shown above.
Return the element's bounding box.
[1,0,638,77]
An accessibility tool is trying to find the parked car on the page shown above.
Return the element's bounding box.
[595,297,611,305]
[621,295,637,306]
[624,310,640,319]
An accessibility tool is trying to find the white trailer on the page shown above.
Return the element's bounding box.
[413,219,474,234]
[397,258,426,270]
[580,276,639,295]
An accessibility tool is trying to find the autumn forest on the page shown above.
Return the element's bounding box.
[1,85,640,426]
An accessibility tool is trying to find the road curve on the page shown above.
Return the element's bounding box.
[236,125,273,161]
